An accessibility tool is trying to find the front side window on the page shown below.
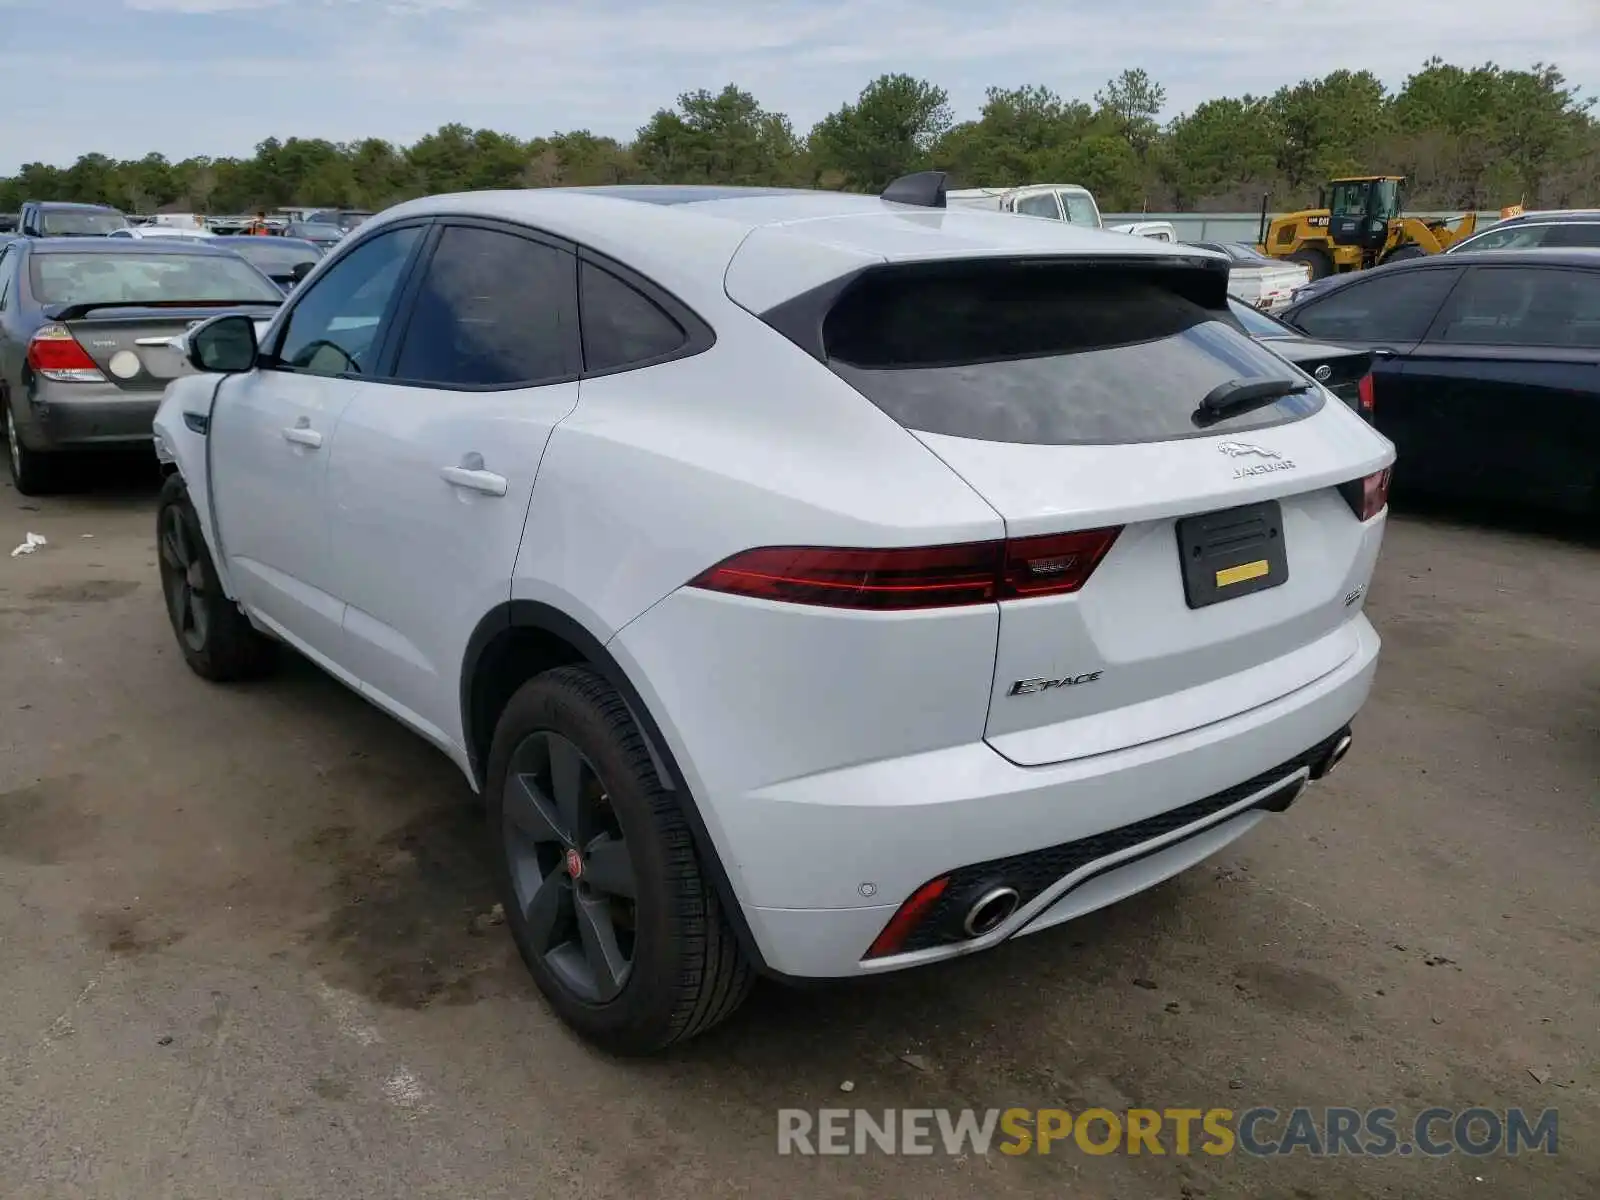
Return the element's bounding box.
[579,261,686,373]
[1289,268,1460,342]
[391,225,577,387]
[1328,182,1369,217]
[28,252,284,307]
[1433,267,1600,348]
[274,225,421,376]
[1015,193,1062,220]
[1456,224,1549,253]
[1544,223,1600,249]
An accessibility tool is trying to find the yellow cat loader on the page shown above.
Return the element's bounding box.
[1256,176,1478,280]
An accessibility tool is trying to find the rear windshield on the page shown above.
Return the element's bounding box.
[30,252,284,307]
[230,240,322,273]
[40,208,128,236]
[823,263,1322,445]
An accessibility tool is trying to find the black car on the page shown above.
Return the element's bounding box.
[208,235,323,291]
[281,220,343,250]
[1227,297,1373,419]
[17,201,130,237]
[1447,209,1600,255]
[1279,249,1600,514]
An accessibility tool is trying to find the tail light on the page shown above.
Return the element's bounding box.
[1356,372,1375,415]
[688,527,1122,611]
[864,876,949,958]
[28,324,106,382]
[1339,467,1392,521]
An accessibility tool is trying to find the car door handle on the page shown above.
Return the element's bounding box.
[282,425,322,448]
[440,465,508,496]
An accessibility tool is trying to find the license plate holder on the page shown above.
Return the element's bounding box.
[1176,500,1288,609]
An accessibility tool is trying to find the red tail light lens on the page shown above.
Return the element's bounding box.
[1001,528,1122,598]
[1357,372,1375,414]
[689,528,1122,611]
[1339,467,1392,521]
[864,876,949,959]
[27,324,106,382]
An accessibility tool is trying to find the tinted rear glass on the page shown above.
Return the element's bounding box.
[230,240,323,273]
[822,263,1321,445]
[40,208,127,235]
[29,252,285,306]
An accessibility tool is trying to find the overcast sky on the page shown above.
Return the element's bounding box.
[2,0,1597,173]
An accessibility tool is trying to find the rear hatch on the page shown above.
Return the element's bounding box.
[47,302,280,391]
[809,256,1393,767]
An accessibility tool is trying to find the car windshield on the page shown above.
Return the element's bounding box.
[41,208,129,235]
[229,240,323,273]
[1228,296,1296,337]
[294,223,342,239]
[1062,193,1099,227]
[1224,243,1273,263]
[30,252,283,306]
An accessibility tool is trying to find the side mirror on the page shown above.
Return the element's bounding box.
[290,260,315,284]
[187,314,259,374]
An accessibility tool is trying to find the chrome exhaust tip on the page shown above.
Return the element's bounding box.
[962,886,1021,937]
[1314,732,1354,780]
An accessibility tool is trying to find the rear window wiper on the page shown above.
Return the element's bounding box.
[1193,377,1311,427]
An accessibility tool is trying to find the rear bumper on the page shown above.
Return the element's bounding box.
[21,380,161,449]
[727,615,1380,978]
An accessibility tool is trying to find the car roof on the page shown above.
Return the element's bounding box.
[25,236,239,256]
[28,201,123,212]
[369,186,1216,313]
[1499,209,1600,223]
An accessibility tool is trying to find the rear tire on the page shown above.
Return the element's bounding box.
[488,665,754,1054]
[156,473,276,681]
[4,396,58,496]
[1288,248,1334,281]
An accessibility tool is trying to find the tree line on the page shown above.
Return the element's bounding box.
[3,59,1595,217]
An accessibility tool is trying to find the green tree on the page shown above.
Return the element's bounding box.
[634,85,800,185]
[809,74,951,191]
[1095,68,1167,158]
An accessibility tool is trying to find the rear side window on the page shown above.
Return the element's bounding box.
[1545,223,1600,249]
[579,261,686,373]
[392,225,578,387]
[1433,267,1600,348]
[821,262,1321,445]
[1289,268,1460,342]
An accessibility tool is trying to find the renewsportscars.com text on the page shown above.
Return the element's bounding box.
[776,1107,1559,1158]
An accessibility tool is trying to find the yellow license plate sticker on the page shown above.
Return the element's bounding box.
[1216,559,1270,587]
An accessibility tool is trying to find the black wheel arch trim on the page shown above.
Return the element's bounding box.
[461,599,792,979]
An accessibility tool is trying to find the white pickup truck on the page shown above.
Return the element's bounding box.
[946,183,1103,229]
[1188,240,1311,313]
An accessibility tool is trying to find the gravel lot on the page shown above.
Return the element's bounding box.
[2,464,1596,1200]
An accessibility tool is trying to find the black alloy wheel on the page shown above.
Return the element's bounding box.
[502,730,638,1003]
[159,502,210,653]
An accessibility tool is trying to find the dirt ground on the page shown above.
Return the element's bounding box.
[1,462,1596,1200]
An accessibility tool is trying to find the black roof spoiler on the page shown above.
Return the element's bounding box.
[881,171,947,209]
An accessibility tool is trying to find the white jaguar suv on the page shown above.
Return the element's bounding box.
[151,174,1394,1053]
